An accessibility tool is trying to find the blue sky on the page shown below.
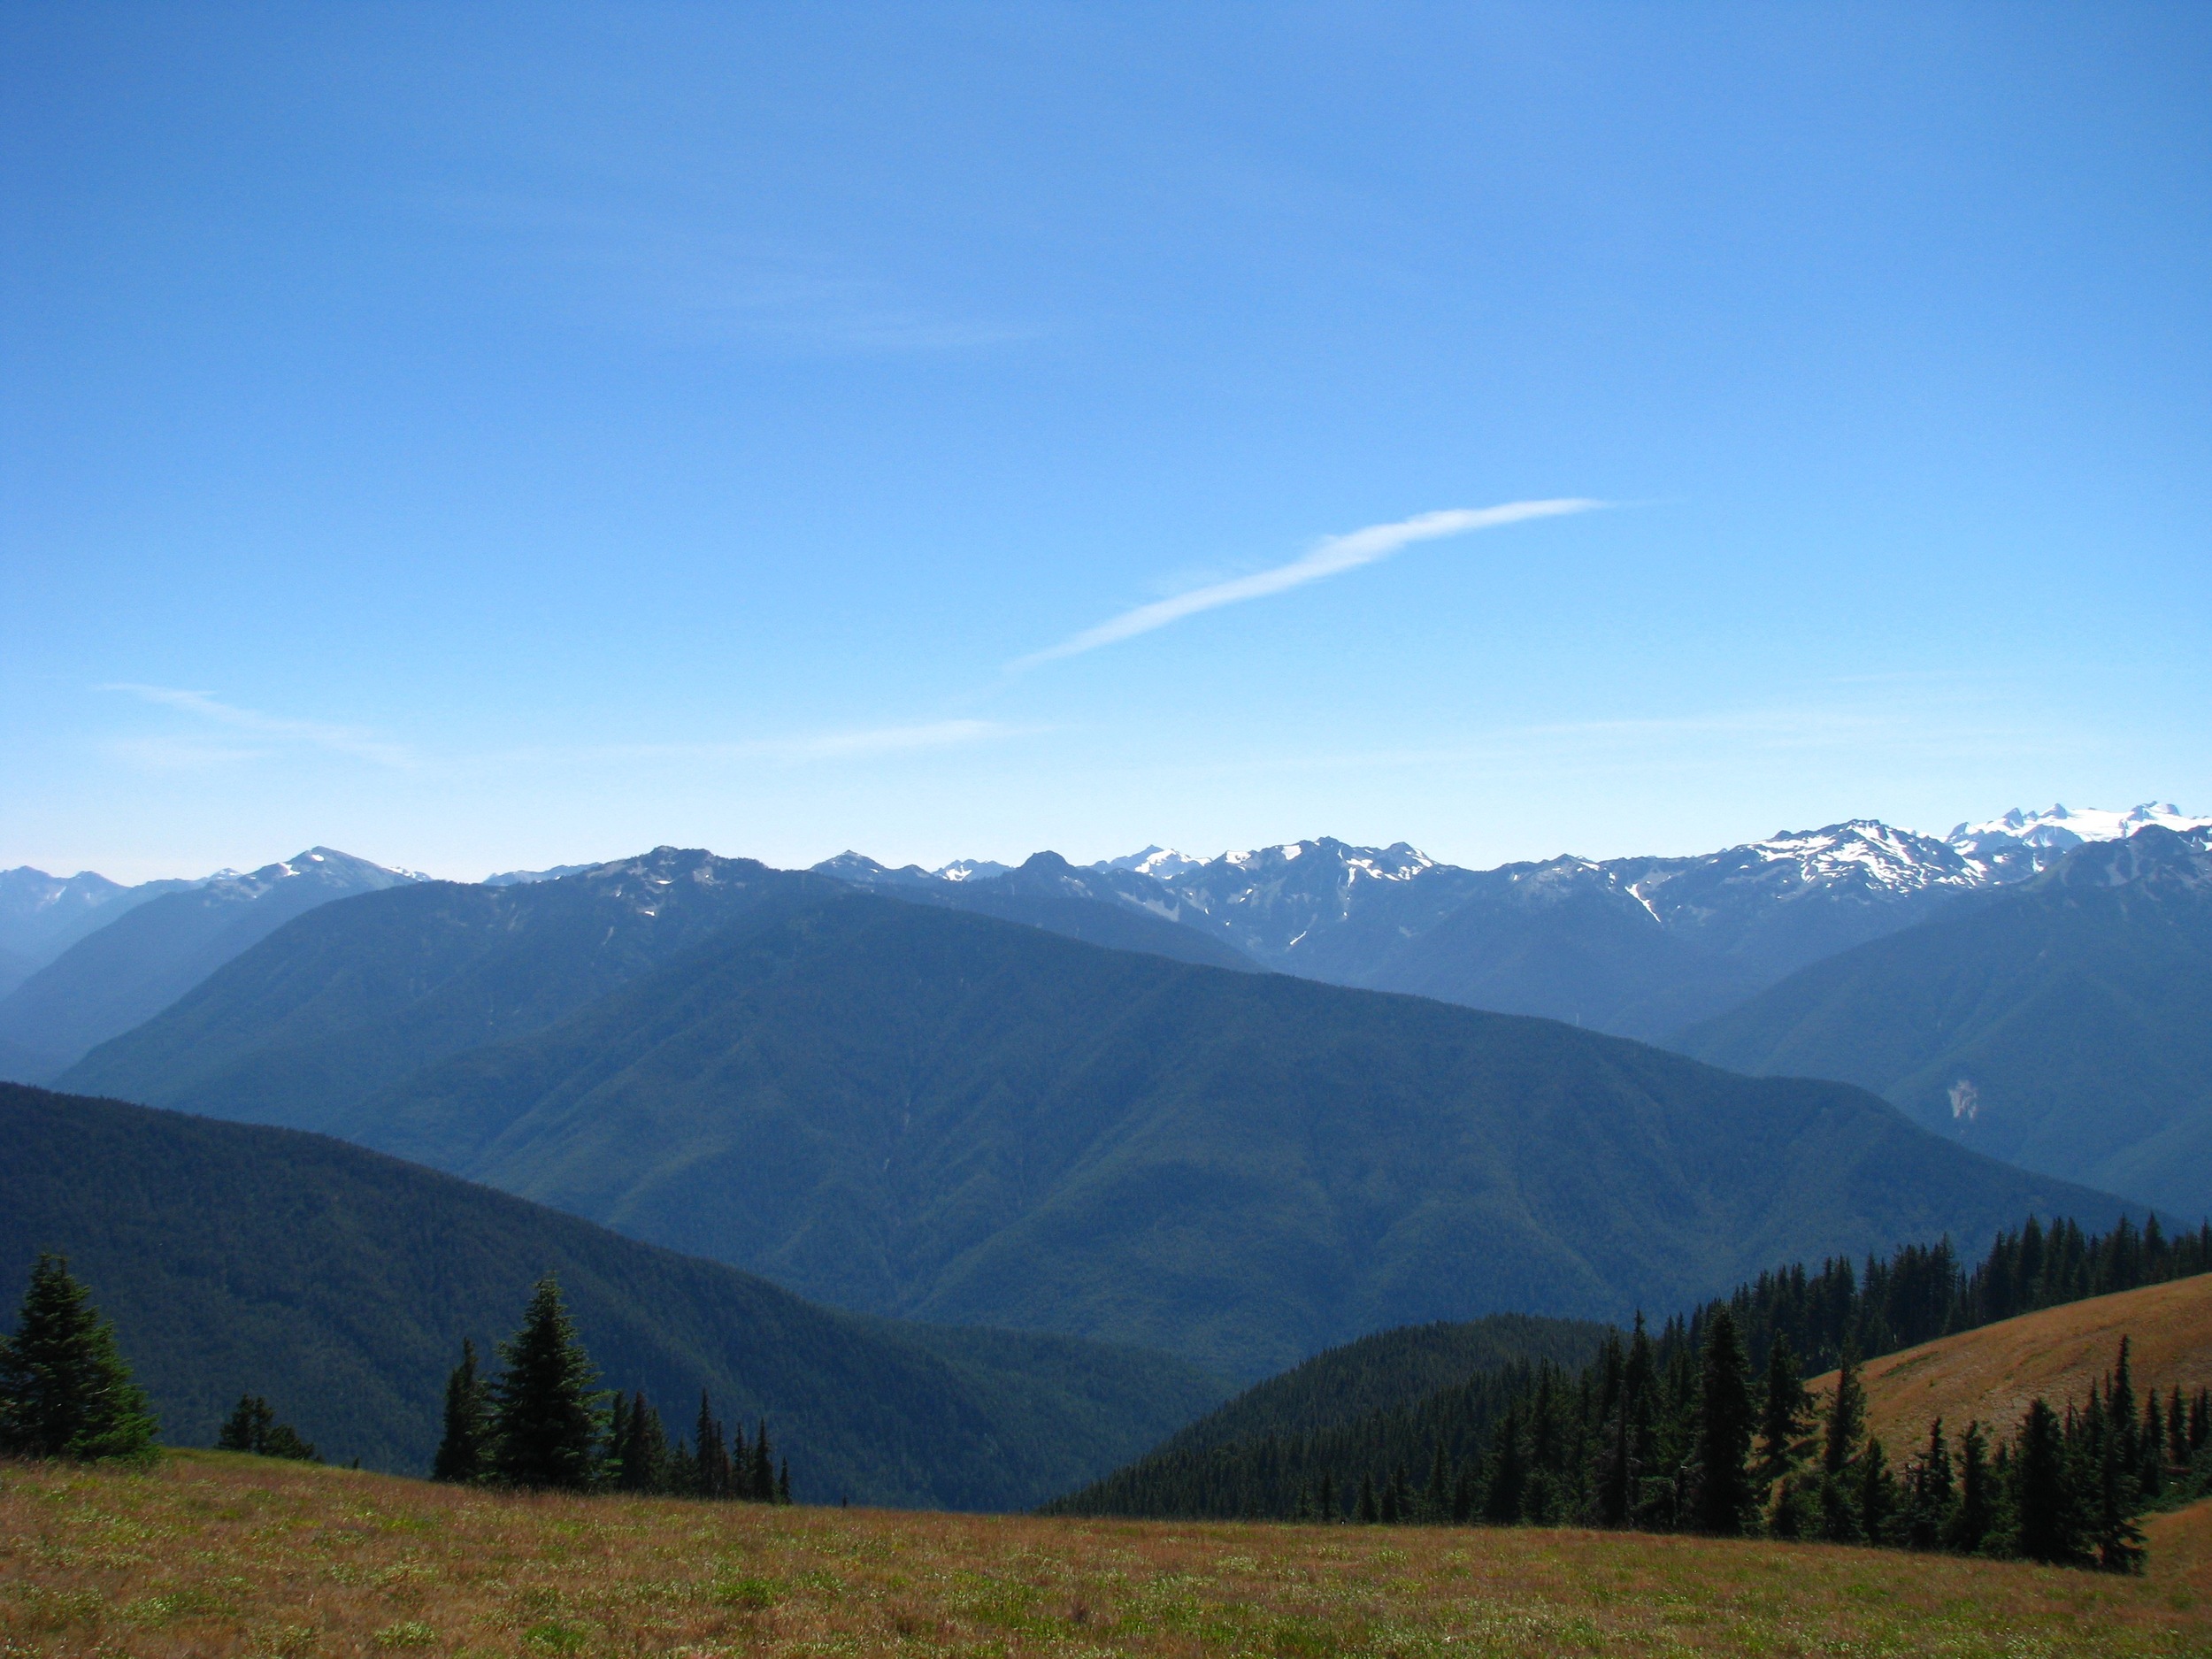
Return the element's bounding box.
[4,4,2207,881]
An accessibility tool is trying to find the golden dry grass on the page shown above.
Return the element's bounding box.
[1808,1276,2212,1451]
[6,1452,2212,1658]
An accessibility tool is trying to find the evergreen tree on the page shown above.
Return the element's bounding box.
[1483,1405,1527,1523]
[1421,1440,1450,1523]
[2108,1337,2139,1476]
[750,1419,775,1503]
[219,1393,273,1453]
[1854,1437,1899,1546]
[1691,1306,1756,1535]
[611,1390,666,1493]
[1755,1335,1809,1487]
[1903,1418,1954,1551]
[777,1458,792,1505]
[2012,1399,2085,1565]
[487,1275,602,1490]
[1356,1471,1378,1524]
[0,1253,158,1463]
[217,1393,316,1461]
[1823,1342,1865,1477]
[1945,1420,1994,1555]
[1814,1340,1867,1542]
[695,1391,730,1499]
[432,1339,488,1484]
[2140,1392,2166,1503]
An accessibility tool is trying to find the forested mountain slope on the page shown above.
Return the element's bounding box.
[1130,1314,1607,1466]
[817,849,1258,972]
[0,1085,1231,1509]
[92,877,2138,1379]
[0,849,425,1080]
[1678,826,2212,1213]
[60,849,831,1124]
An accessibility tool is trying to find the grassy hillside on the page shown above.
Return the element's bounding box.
[300,890,2140,1379]
[0,1085,1231,1509]
[1678,825,2212,1213]
[5,1453,2208,1657]
[1809,1273,2212,1451]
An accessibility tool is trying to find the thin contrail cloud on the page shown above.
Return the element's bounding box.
[1007,499,1606,672]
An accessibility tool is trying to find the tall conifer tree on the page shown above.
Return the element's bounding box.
[2013,1399,2085,1564]
[488,1276,602,1490]
[1691,1306,1755,1535]
[0,1254,158,1463]
[432,1339,488,1483]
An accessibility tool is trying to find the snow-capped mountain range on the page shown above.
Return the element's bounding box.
[816,803,2206,1040]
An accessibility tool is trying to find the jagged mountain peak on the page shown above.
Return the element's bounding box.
[1947,801,2208,849]
[1094,846,1204,880]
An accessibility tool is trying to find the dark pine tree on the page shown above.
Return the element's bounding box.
[1816,1341,1868,1543]
[1755,1335,1809,1488]
[2013,1399,2086,1566]
[1691,1306,1756,1535]
[1946,1420,1995,1555]
[487,1275,603,1490]
[613,1390,667,1493]
[1854,1437,1899,1546]
[432,1338,489,1484]
[1904,1418,1955,1551]
[219,1393,273,1453]
[0,1253,158,1463]
[750,1420,775,1503]
[695,1391,731,1500]
[218,1393,316,1461]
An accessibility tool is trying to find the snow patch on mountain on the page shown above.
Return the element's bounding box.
[1094,846,1206,880]
[1948,802,2209,851]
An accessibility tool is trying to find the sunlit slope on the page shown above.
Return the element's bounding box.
[1810,1273,2212,1447]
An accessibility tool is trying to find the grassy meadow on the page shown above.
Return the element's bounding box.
[7,1452,2212,1658]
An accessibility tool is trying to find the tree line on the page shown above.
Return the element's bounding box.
[1053,1212,2212,1572]
[429,1273,792,1502]
[0,1254,795,1506]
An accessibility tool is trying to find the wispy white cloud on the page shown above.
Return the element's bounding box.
[1009,500,1606,672]
[511,719,1022,767]
[428,192,1037,354]
[99,685,412,768]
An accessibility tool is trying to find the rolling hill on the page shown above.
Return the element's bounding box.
[0,1083,1231,1509]
[69,866,2143,1379]
[1809,1272,2212,1452]
[1678,824,2212,1214]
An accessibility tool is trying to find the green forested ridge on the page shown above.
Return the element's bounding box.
[0,849,420,1081]
[67,875,2138,1379]
[59,849,834,1127]
[1678,826,2212,1212]
[1087,1315,1607,1487]
[0,1084,1231,1508]
[1051,1213,2211,1529]
[60,844,1250,1117]
[322,896,2135,1378]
